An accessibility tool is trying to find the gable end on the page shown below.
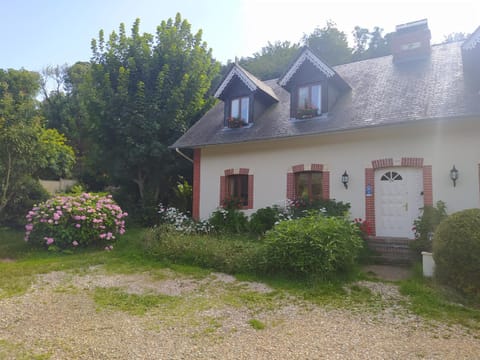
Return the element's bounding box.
[215,66,257,99]
[279,49,335,87]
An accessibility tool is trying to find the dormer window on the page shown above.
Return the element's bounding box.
[278,47,351,120]
[228,96,250,128]
[297,84,321,119]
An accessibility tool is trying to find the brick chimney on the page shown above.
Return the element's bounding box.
[391,19,431,63]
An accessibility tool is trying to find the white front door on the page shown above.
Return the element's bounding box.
[374,168,423,238]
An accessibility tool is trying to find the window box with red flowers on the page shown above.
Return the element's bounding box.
[227,117,246,128]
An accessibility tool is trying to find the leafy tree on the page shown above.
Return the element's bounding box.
[352,26,392,61]
[443,32,468,43]
[88,14,219,214]
[0,69,75,222]
[239,41,300,80]
[41,62,105,188]
[303,20,352,65]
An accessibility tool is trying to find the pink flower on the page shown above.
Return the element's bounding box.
[75,224,81,228]
[25,224,33,232]
[45,237,54,245]
[72,240,79,246]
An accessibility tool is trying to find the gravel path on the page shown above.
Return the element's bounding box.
[0,267,479,359]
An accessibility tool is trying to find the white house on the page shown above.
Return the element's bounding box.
[172,20,480,249]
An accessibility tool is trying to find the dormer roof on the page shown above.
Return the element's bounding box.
[171,41,480,149]
[214,63,279,102]
[278,47,351,91]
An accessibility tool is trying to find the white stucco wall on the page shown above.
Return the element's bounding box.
[198,117,480,220]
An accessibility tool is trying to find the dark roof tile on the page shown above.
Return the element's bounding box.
[172,42,480,149]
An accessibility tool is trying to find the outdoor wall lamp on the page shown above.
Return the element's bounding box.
[341,170,349,189]
[450,165,459,187]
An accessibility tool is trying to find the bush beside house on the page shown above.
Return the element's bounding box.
[433,208,480,297]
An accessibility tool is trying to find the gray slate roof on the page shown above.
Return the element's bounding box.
[172,41,480,149]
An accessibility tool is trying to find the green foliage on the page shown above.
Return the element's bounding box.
[0,69,75,223]
[289,198,351,218]
[25,193,127,251]
[37,128,76,179]
[352,26,392,61]
[172,177,192,213]
[399,264,480,328]
[264,212,363,276]
[94,287,173,315]
[142,225,263,274]
[248,206,285,236]
[209,207,249,234]
[303,20,352,65]
[0,178,49,228]
[248,318,266,330]
[433,208,480,297]
[239,41,300,80]
[410,201,448,254]
[87,14,220,212]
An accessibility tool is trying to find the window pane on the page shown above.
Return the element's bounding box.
[311,85,321,113]
[240,97,249,123]
[298,86,309,110]
[227,175,248,206]
[239,175,248,205]
[295,172,309,199]
[311,172,323,200]
[231,99,240,118]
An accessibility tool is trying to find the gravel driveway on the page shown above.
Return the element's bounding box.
[0,266,479,359]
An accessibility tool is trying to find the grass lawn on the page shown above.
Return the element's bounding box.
[1,226,480,328]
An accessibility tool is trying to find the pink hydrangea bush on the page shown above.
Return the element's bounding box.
[24,193,127,251]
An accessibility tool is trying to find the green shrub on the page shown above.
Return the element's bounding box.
[410,201,447,254]
[0,178,50,228]
[25,193,128,251]
[264,212,363,276]
[248,206,287,236]
[433,208,480,297]
[142,225,263,274]
[209,208,248,234]
[289,198,350,218]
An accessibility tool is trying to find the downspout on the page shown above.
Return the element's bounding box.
[175,148,193,163]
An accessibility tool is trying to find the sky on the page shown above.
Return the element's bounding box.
[1,0,479,72]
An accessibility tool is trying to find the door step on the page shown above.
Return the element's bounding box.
[366,237,415,265]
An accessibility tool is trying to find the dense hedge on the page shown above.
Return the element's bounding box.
[433,208,480,297]
[264,212,363,276]
[143,225,263,274]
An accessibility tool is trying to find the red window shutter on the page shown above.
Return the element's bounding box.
[192,149,201,220]
[322,171,330,200]
[286,172,295,200]
[219,176,226,207]
[247,174,254,209]
[423,165,433,206]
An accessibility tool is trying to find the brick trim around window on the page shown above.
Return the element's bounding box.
[192,149,201,220]
[371,158,394,169]
[219,168,253,209]
[286,163,329,200]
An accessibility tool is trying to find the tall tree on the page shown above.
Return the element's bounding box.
[89,14,219,210]
[0,69,74,220]
[41,62,103,186]
[303,20,352,65]
[352,26,392,61]
[239,41,300,80]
